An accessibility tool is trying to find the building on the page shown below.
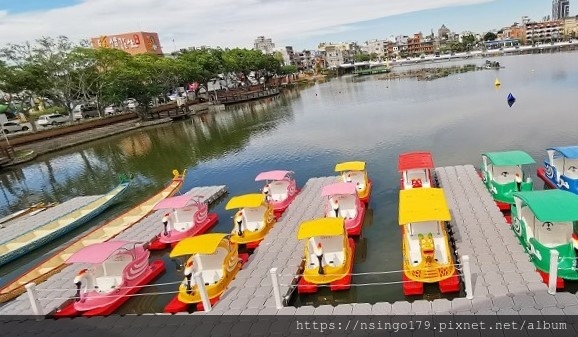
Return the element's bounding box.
[552,0,570,20]
[407,33,434,56]
[90,32,163,55]
[525,20,564,44]
[254,36,275,54]
[501,23,527,43]
[563,15,578,38]
[317,42,359,68]
[366,39,388,60]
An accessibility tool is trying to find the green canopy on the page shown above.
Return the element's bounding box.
[483,150,535,166]
[0,104,8,114]
[513,190,578,222]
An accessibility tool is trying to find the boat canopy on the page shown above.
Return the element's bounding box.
[482,150,535,166]
[255,170,293,181]
[335,161,366,172]
[225,194,266,210]
[547,146,578,159]
[297,218,345,239]
[153,194,202,210]
[513,190,578,222]
[321,182,357,197]
[398,151,434,171]
[399,188,451,224]
[169,233,228,258]
[66,241,135,264]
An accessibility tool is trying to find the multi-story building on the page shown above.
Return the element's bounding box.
[366,39,388,60]
[501,23,527,44]
[407,33,434,56]
[525,20,564,44]
[438,24,451,41]
[552,0,570,20]
[318,42,359,68]
[563,15,578,38]
[254,36,276,54]
[91,32,163,55]
[295,50,314,70]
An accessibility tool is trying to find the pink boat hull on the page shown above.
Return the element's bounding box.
[149,213,218,250]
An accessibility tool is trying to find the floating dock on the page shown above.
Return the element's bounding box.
[2,166,577,321]
[0,185,226,315]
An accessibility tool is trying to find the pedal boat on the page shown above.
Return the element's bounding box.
[335,161,372,203]
[398,151,435,189]
[512,190,578,289]
[322,182,365,236]
[537,146,578,194]
[481,150,535,211]
[53,241,165,317]
[399,188,460,295]
[296,218,355,294]
[148,194,218,250]
[225,193,276,249]
[164,233,244,313]
[255,170,299,216]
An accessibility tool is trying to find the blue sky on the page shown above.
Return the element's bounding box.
[0,0,562,50]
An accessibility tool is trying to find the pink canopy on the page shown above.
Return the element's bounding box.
[66,241,133,264]
[153,194,199,210]
[321,183,357,197]
[255,170,293,182]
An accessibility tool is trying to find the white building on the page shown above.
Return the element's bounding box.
[254,36,276,54]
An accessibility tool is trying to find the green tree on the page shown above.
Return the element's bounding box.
[483,32,498,41]
[354,53,370,62]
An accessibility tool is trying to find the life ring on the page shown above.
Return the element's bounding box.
[412,178,423,188]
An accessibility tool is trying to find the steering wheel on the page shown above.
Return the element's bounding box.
[542,221,554,231]
[569,166,577,172]
[501,172,508,177]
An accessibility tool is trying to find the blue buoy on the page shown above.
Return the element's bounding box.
[507,93,516,107]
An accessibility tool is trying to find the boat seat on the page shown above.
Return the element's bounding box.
[307,236,345,268]
[95,276,122,290]
[340,208,357,219]
[536,221,572,248]
[270,181,289,201]
[201,270,222,285]
[245,221,262,231]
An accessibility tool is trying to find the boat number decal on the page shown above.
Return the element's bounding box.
[545,165,554,179]
[512,218,521,236]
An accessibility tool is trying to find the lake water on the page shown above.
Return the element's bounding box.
[1,52,578,312]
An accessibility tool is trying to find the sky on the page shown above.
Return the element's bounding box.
[0,0,559,52]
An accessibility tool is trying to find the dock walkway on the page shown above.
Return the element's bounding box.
[0,185,226,315]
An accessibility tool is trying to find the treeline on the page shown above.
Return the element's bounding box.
[0,36,297,125]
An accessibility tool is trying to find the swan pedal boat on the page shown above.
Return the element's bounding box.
[148,194,218,251]
[481,150,535,211]
[335,161,372,203]
[226,194,276,249]
[296,218,355,294]
[512,190,578,289]
[53,241,165,317]
[164,233,244,313]
[398,151,435,189]
[323,182,365,236]
[399,188,460,295]
[255,170,299,216]
[537,146,578,195]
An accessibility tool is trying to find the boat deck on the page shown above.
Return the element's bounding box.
[0,196,101,246]
[0,185,226,315]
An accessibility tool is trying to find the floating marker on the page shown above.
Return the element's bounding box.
[507,93,516,107]
[494,78,501,86]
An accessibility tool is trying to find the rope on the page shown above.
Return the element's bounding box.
[36,289,181,302]
[34,280,183,292]
[280,279,434,288]
[279,263,463,278]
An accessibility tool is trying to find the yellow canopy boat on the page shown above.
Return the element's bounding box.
[296,218,354,293]
[225,194,276,248]
[335,161,372,203]
[398,188,459,295]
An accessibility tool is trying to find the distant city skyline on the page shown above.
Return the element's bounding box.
[0,0,570,51]
[552,0,571,20]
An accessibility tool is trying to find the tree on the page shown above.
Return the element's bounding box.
[483,32,498,41]
[354,53,370,62]
[280,65,298,75]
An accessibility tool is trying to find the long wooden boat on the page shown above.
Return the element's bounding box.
[0,179,132,267]
[0,202,57,229]
[0,169,186,303]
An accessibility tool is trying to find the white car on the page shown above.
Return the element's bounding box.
[37,114,69,127]
[1,121,30,134]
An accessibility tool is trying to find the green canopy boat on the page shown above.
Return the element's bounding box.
[481,150,535,208]
[512,190,578,282]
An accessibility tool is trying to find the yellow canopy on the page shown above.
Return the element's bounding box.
[225,194,265,210]
[399,188,451,224]
[297,218,345,239]
[169,233,228,257]
[335,161,366,172]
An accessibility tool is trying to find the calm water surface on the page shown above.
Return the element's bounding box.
[1,52,577,311]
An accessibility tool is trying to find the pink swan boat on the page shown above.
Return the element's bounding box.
[255,170,299,216]
[322,182,366,236]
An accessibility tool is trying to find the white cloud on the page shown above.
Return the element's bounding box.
[0,0,493,51]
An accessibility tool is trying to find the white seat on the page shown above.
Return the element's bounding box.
[96,276,121,290]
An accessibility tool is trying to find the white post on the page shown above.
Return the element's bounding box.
[194,271,211,312]
[548,250,559,295]
[270,267,283,309]
[24,283,44,319]
[462,255,473,300]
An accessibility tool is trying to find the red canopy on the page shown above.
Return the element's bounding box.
[398,152,434,171]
